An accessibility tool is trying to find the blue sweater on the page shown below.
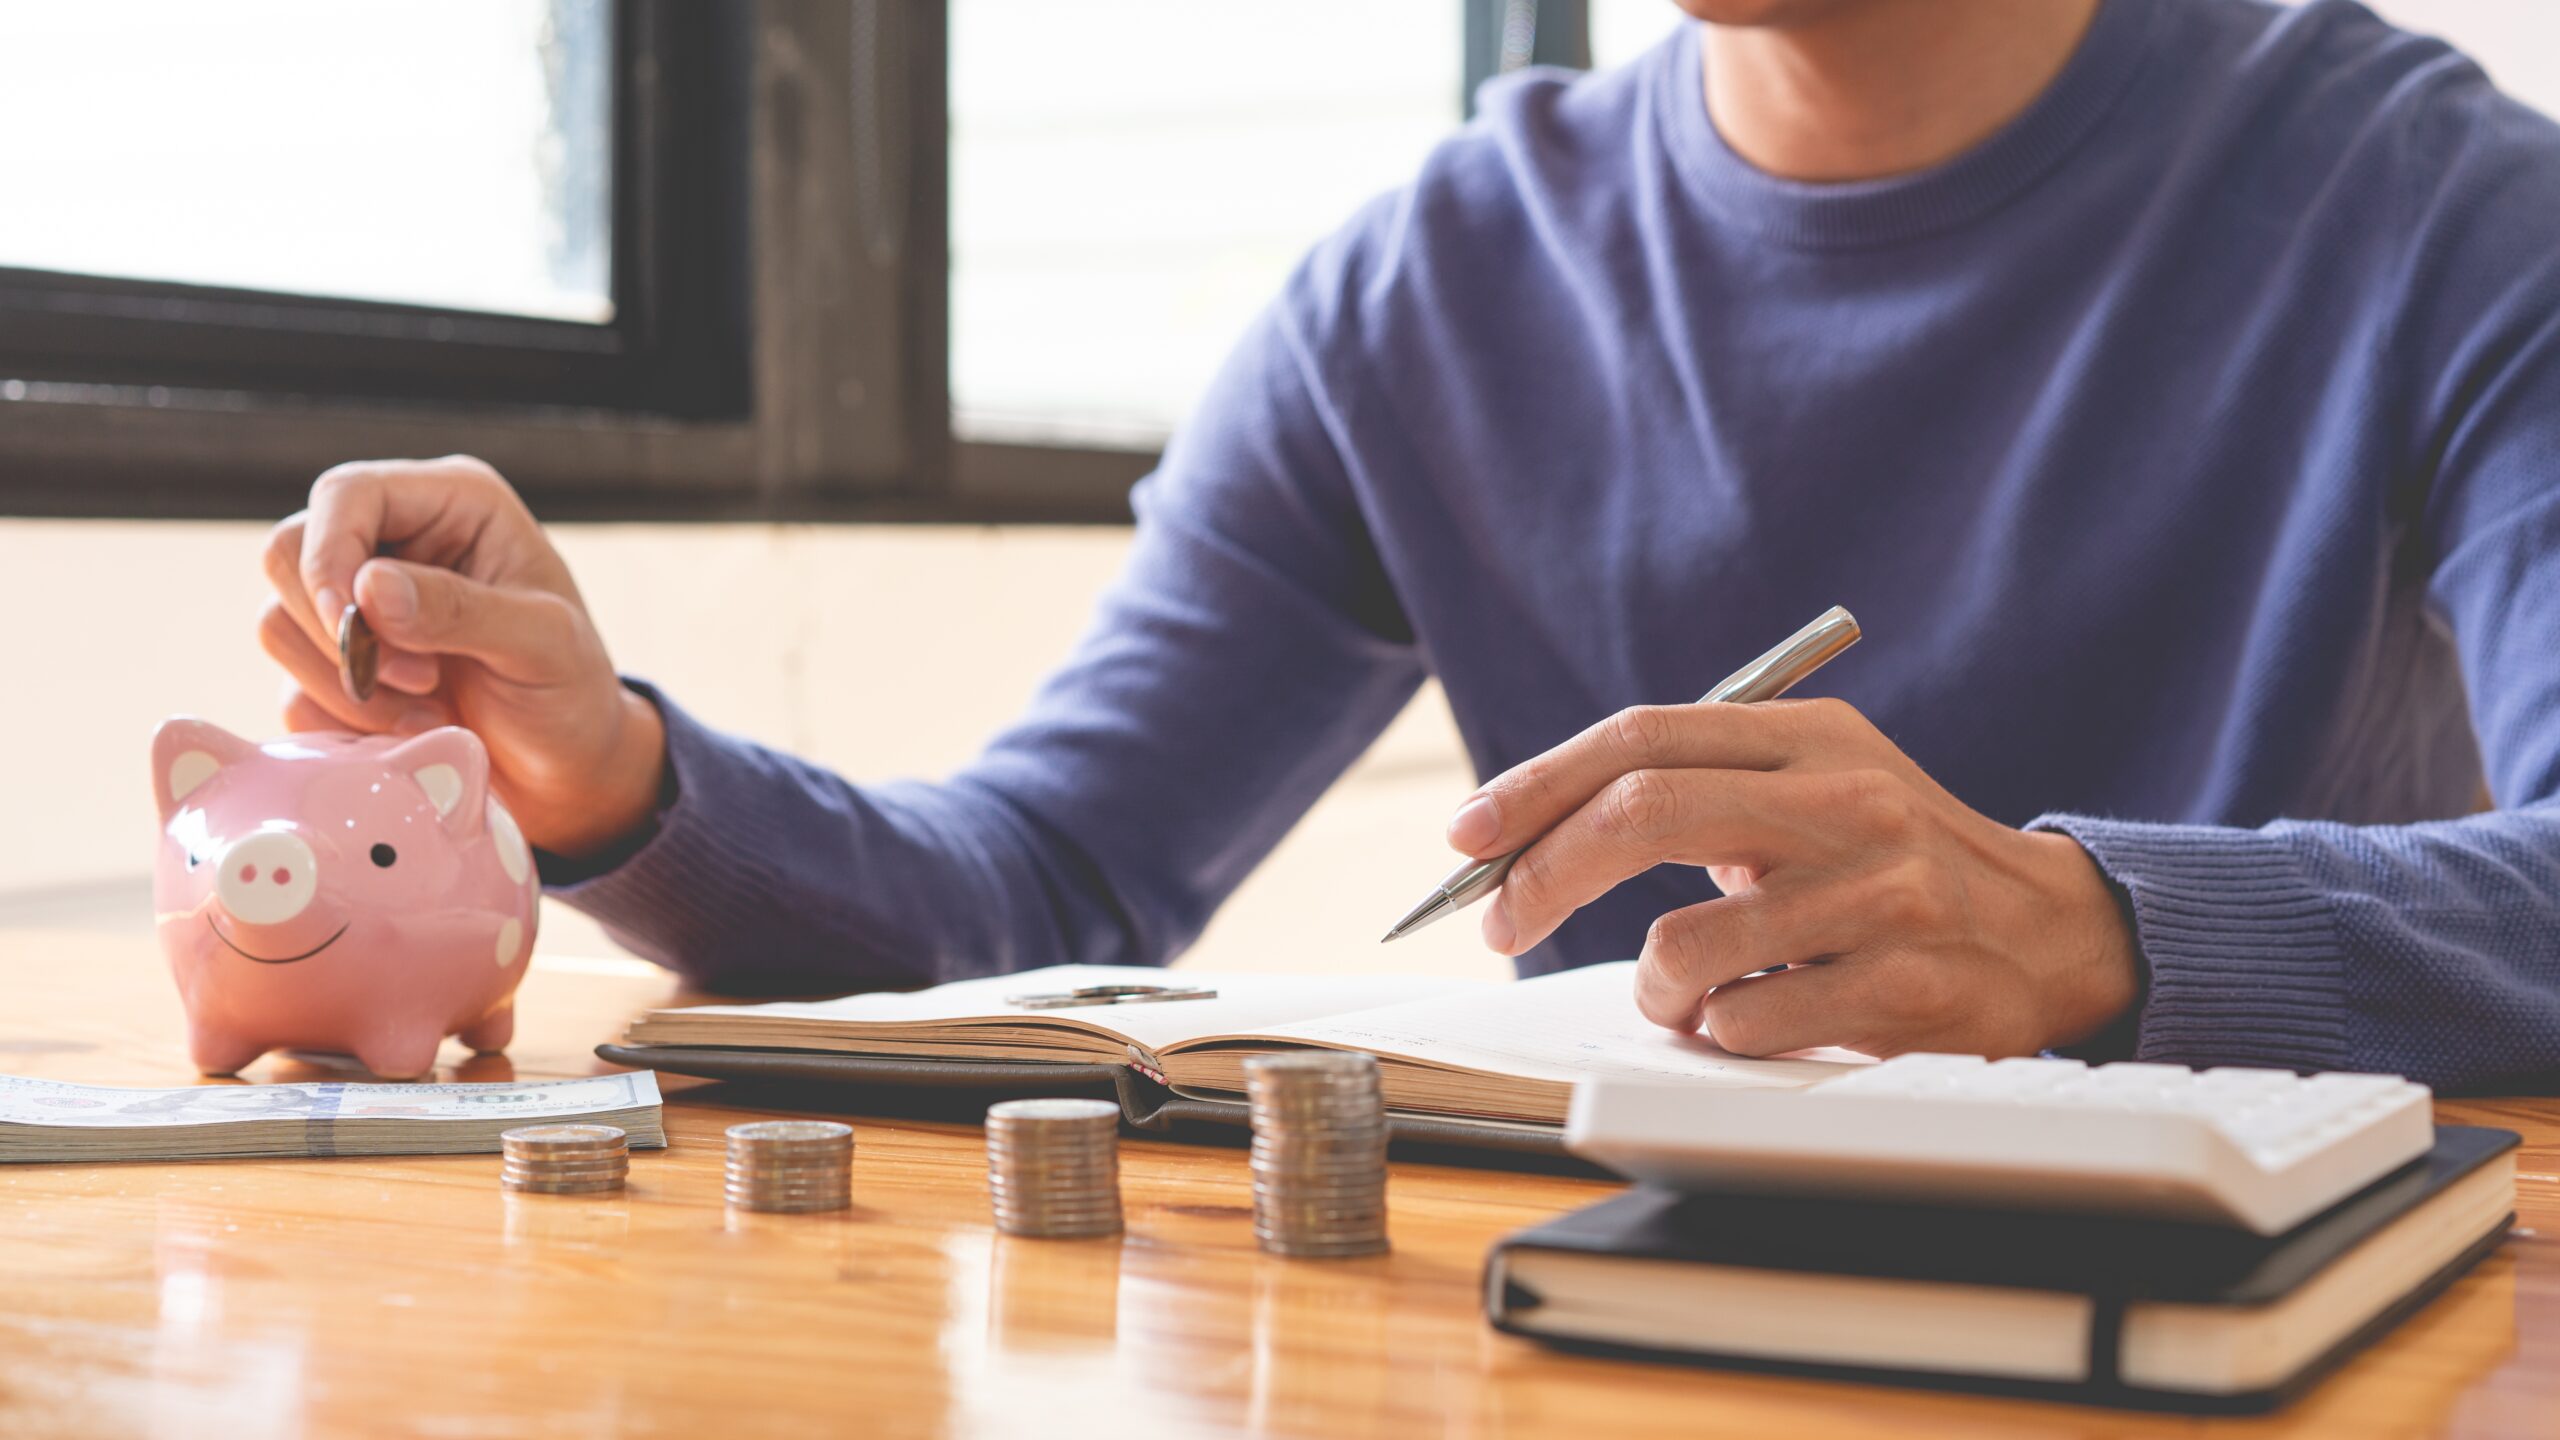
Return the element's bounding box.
[556,0,2560,1091]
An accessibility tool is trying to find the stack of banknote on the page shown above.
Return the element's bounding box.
[0,1071,665,1162]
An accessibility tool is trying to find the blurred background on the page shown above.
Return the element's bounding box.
[1,0,2553,980]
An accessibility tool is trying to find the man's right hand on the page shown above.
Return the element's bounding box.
[259,455,667,860]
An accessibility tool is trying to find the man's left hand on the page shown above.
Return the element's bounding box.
[1447,698,2141,1057]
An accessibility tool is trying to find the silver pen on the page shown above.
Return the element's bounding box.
[1380,605,1863,943]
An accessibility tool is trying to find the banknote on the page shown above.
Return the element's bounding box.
[0,1070,666,1162]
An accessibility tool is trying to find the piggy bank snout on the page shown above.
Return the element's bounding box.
[213,831,321,926]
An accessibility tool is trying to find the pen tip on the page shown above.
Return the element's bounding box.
[1381,889,1455,944]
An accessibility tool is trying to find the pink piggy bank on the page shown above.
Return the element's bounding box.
[151,719,540,1079]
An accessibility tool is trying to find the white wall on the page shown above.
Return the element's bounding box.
[0,518,1504,980]
[0,520,1162,892]
[2352,0,2560,120]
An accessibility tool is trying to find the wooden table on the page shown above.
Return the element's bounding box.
[3,929,2555,1440]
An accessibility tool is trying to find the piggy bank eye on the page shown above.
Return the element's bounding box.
[370,843,398,868]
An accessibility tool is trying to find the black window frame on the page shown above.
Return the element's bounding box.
[0,0,1594,526]
[0,2,748,419]
[1465,0,1591,111]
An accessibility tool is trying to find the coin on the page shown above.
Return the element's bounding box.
[984,1097,1122,1239]
[987,1098,1120,1125]
[509,1173,626,1187]
[500,1123,630,1196]
[1243,1051,1389,1259]
[723,1120,854,1213]
[502,1123,628,1151]
[727,1120,855,1148]
[337,602,380,704]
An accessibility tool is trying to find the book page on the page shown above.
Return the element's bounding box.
[648,964,1477,1052]
[1207,961,1865,1089]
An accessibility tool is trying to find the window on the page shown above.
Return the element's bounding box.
[0,1,612,322]
[16,1,2549,525]
[0,2,884,520]
[0,0,1668,524]
[949,2,1464,445]
[0,0,758,432]
[1588,0,1685,71]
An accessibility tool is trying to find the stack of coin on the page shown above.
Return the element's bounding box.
[724,1120,854,1213]
[1245,1051,1389,1258]
[984,1098,1123,1239]
[500,1123,630,1195]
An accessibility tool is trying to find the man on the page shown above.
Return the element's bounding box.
[256,0,2560,1088]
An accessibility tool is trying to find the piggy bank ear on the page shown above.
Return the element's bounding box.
[384,727,490,835]
[151,717,259,823]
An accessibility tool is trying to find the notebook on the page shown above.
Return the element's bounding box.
[606,961,1861,1132]
[1484,1125,2518,1411]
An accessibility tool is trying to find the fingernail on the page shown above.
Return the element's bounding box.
[1481,896,1518,955]
[315,586,349,626]
[1447,795,1500,853]
[368,567,419,626]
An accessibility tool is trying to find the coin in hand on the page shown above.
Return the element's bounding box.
[337,603,380,703]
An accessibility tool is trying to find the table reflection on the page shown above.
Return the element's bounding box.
[987,1230,1124,1354]
[1250,1251,1395,1432]
[151,1206,307,1440]
[503,1187,633,1253]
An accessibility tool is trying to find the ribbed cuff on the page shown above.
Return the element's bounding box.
[2028,814,2349,1073]
[540,680,813,990]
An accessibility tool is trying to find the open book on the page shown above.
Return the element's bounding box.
[619,962,1862,1128]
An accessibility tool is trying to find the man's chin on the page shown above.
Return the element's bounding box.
[1668,0,1859,28]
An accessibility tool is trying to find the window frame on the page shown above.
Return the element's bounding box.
[0,0,961,523]
[0,0,1599,526]
[1465,0,1590,112]
[0,0,750,420]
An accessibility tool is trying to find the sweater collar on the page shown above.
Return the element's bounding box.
[1655,0,2167,251]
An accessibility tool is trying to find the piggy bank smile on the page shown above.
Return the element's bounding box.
[206,914,349,965]
[151,719,539,1079]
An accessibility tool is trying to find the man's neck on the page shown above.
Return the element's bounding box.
[1702,0,2104,183]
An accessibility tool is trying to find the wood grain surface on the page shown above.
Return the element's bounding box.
[1,928,2553,1440]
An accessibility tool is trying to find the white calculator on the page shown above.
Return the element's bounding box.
[1566,1054,2435,1235]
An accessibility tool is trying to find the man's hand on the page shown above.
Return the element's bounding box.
[258,456,666,860]
[1450,698,2139,1058]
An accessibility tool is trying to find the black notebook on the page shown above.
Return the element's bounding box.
[1485,1125,2517,1412]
